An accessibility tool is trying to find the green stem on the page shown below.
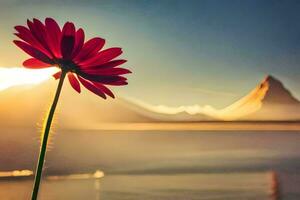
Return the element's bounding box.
[31,70,67,200]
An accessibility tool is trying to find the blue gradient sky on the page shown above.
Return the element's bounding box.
[0,0,300,108]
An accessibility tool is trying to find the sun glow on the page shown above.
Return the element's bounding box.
[0,67,59,91]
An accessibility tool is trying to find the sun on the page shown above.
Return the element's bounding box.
[0,67,58,91]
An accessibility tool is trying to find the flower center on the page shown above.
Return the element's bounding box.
[55,59,78,73]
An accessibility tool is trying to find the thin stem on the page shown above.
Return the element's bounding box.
[31,70,67,200]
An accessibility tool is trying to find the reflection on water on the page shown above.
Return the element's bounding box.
[1,131,300,199]
[47,170,104,180]
[0,170,33,178]
[0,172,271,200]
[94,179,101,200]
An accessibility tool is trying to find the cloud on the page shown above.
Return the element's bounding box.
[125,96,219,117]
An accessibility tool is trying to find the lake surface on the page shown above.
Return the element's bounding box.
[1,130,300,199]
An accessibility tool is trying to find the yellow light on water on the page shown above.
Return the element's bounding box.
[0,170,33,177]
[93,170,105,179]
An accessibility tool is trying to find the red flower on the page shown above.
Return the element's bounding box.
[14,18,131,99]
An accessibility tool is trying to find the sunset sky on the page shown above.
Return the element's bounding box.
[0,0,300,108]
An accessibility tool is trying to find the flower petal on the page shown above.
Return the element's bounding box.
[78,72,127,84]
[29,18,54,58]
[15,26,53,58]
[15,25,36,43]
[74,37,105,62]
[61,22,76,59]
[30,19,46,42]
[79,47,122,67]
[67,73,81,93]
[78,76,106,99]
[45,17,62,58]
[80,59,127,70]
[53,71,62,79]
[72,28,85,58]
[93,83,115,98]
[82,68,131,75]
[23,58,52,68]
[106,81,128,86]
[14,40,52,63]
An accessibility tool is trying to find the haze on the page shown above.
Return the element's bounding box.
[0,0,300,108]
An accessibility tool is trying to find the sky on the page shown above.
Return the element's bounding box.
[0,0,300,108]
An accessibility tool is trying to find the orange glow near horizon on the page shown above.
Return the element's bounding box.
[0,67,58,91]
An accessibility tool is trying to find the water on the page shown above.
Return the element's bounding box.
[0,173,271,200]
[1,130,300,199]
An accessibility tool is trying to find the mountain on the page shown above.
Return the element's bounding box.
[0,74,299,127]
[123,74,300,121]
[217,75,300,120]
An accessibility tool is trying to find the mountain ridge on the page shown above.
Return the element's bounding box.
[261,75,299,105]
[217,74,300,120]
[0,74,299,125]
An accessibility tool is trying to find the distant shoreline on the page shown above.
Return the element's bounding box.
[86,121,300,131]
[4,121,300,131]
